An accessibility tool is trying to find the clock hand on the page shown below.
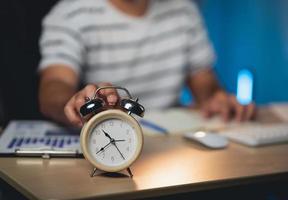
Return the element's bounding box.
[101,130,125,159]
[95,138,124,155]
[101,130,125,142]
[102,129,113,141]
[96,142,111,154]
[112,141,125,160]
[114,139,125,142]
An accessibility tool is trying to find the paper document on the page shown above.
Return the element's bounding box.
[141,108,230,135]
[0,120,81,156]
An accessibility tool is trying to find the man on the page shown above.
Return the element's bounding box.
[38,0,255,127]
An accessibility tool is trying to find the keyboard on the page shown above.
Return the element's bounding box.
[219,123,288,147]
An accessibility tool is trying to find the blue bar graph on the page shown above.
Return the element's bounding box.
[8,138,17,149]
[59,138,65,148]
[0,122,82,154]
[6,136,80,149]
[32,138,38,144]
[45,138,50,145]
[25,138,31,144]
[16,138,24,147]
[52,138,58,147]
[67,138,71,145]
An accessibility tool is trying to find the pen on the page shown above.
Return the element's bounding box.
[15,148,81,158]
[139,119,169,135]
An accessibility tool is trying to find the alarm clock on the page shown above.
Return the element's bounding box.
[79,86,145,177]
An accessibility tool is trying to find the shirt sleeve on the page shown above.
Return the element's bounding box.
[185,0,216,74]
[38,2,85,74]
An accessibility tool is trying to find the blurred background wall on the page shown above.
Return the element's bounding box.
[198,0,288,104]
[0,0,288,124]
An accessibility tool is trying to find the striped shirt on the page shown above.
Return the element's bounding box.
[39,0,215,109]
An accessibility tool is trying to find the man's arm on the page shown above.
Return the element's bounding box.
[187,68,222,106]
[39,65,119,127]
[39,65,79,125]
[187,68,256,121]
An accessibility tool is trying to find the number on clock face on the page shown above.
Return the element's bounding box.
[88,118,137,167]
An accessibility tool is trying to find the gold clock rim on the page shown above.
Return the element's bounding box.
[80,109,143,172]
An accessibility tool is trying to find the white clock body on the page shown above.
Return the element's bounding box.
[80,109,143,172]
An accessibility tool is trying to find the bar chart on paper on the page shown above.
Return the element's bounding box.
[0,121,82,154]
[6,135,80,149]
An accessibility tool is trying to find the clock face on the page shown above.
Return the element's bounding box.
[81,109,143,171]
[88,118,138,167]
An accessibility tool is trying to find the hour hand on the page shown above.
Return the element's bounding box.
[102,129,113,140]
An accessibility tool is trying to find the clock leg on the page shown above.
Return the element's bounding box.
[127,167,133,178]
[90,167,97,177]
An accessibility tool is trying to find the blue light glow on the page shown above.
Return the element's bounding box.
[236,69,253,105]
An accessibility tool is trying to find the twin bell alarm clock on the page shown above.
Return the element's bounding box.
[79,86,145,177]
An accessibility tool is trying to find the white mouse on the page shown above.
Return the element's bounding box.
[183,131,229,149]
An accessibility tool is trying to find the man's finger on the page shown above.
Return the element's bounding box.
[201,99,221,119]
[64,97,83,127]
[82,84,98,99]
[74,93,87,114]
[97,82,119,105]
[64,85,97,127]
[201,103,213,118]
[219,103,231,122]
[244,102,256,120]
[237,105,245,122]
[230,96,245,122]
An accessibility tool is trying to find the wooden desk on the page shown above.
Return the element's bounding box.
[0,108,288,200]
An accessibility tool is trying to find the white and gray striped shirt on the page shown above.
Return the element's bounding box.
[39,0,215,109]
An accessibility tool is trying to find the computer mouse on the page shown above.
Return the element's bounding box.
[183,131,229,149]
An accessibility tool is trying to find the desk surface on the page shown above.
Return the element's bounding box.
[0,108,288,200]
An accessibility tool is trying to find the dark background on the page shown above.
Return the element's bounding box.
[0,0,58,126]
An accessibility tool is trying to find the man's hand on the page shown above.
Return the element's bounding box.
[188,68,256,122]
[201,90,256,122]
[39,66,119,127]
[64,83,119,127]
